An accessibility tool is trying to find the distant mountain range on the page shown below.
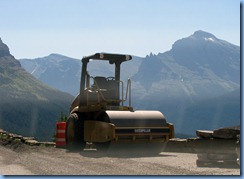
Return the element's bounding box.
[20,54,143,96]
[0,38,74,141]
[18,30,240,137]
[132,31,239,100]
[131,31,240,136]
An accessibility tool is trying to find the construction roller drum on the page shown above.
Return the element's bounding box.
[103,110,167,127]
[100,110,169,154]
[97,110,171,145]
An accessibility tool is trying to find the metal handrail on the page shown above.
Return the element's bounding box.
[123,79,131,107]
[120,81,124,107]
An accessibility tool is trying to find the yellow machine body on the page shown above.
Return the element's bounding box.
[83,110,174,143]
[64,53,174,151]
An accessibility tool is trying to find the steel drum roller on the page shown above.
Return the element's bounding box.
[103,110,167,127]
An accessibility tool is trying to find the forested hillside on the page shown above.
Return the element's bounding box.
[0,38,74,141]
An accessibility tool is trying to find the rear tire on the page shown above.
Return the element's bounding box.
[65,113,86,150]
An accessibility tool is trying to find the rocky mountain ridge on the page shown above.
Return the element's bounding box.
[20,53,143,96]
[18,30,240,136]
[132,30,239,101]
[0,38,74,141]
[131,31,240,135]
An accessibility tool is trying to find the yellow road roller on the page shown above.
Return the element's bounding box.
[66,53,174,152]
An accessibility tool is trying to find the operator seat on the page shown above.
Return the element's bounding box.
[93,76,119,105]
[94,76,108,90]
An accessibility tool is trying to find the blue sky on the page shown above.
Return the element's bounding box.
[0,0,240,59]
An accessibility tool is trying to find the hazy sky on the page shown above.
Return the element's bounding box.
[0,0,240,59]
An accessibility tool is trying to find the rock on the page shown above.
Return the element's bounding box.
[39,142,55,147]
[0,129,55,148]
[22,137,35,142]
[165,138,196,153]
[213,126,240,139]
[0,129,7,135]
[0,133,9,140]
[196,130,213,139]
[24,140,40,146]
[8,133,23,139]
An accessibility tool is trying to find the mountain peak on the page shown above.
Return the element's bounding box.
[191,30,217,41]
[44,53,78,62]
[171,30,222,52]
[0,38,10,57]
[48,53,64,58]
[0,38,21,68]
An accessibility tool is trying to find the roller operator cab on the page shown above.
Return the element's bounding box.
[66,53,174,151]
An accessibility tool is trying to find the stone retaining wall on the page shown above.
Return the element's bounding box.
[0,129,55,147]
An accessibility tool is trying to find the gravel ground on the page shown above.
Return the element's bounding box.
[0,143,240,176]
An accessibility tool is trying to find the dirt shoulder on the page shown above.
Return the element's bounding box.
[0,129,240,175]
[0,141,240,175]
